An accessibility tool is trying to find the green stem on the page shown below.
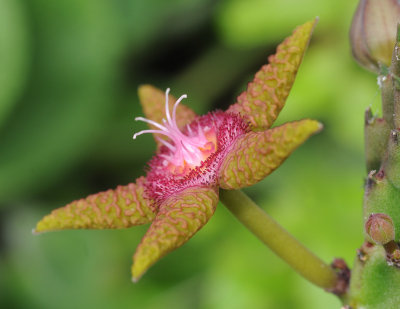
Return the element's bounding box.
[220,189,338,291]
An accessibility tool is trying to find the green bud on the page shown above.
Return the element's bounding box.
[350,0,400,73]
[365,213,395,245]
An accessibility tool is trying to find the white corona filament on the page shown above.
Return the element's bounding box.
[133,88,211,166]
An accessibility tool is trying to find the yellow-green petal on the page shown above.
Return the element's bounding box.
[131,186,218,281]
[138,85,197,147]
[34,177,155,233]
[227,19,317,131]
[218,120,322,189]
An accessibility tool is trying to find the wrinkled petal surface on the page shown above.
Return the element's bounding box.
[138,85,197,147]
[35,177,156,233]
[227,19,317,130]
[131,186,218,281]
[218,120,322,189]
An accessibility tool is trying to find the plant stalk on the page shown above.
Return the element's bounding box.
[220,188,339,291]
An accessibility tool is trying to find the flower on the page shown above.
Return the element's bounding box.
[34,19,321,281]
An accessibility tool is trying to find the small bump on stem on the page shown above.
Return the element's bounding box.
[365,213,395,245]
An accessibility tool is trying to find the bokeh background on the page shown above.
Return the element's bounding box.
[0,0,380,308]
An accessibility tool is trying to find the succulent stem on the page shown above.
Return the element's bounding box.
[220,189,340,292]
[391,24,400,129]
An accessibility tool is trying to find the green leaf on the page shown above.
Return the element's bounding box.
[35,177,155,233]
[227,19,317,130]
[219,119,322,189]
[131,186,218,281]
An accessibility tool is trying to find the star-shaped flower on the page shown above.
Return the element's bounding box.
[35,19,321,281]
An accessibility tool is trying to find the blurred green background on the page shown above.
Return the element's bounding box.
[0,0,379,308]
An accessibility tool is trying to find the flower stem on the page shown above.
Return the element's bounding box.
[219,189,338,291]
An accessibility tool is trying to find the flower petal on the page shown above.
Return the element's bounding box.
[34,177,156,233]
[227,19,317,130]
[138,85,197,147]
[218,120,322,189]
[131,186,218,281]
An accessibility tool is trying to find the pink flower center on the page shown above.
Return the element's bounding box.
[133,88,217,174]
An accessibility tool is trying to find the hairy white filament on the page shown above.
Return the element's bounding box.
[133,88,213,168]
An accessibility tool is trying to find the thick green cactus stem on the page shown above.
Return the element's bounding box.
[353,245,400,308]
[391,24,400,129]
[346,242,376,308]
[220,189,341,292]
[364,108,390,171]
[379,70,395,127]
[350,7,400,309]
[363,172,400,242]
[385,129,400,187]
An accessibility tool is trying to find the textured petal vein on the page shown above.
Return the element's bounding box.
[35,177,155,233]
[227,19,317,130]
[131,186,218,281]
[218,119,322,189]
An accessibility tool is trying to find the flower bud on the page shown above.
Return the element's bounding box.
[350,0,400,73]
[365,213,395,245]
